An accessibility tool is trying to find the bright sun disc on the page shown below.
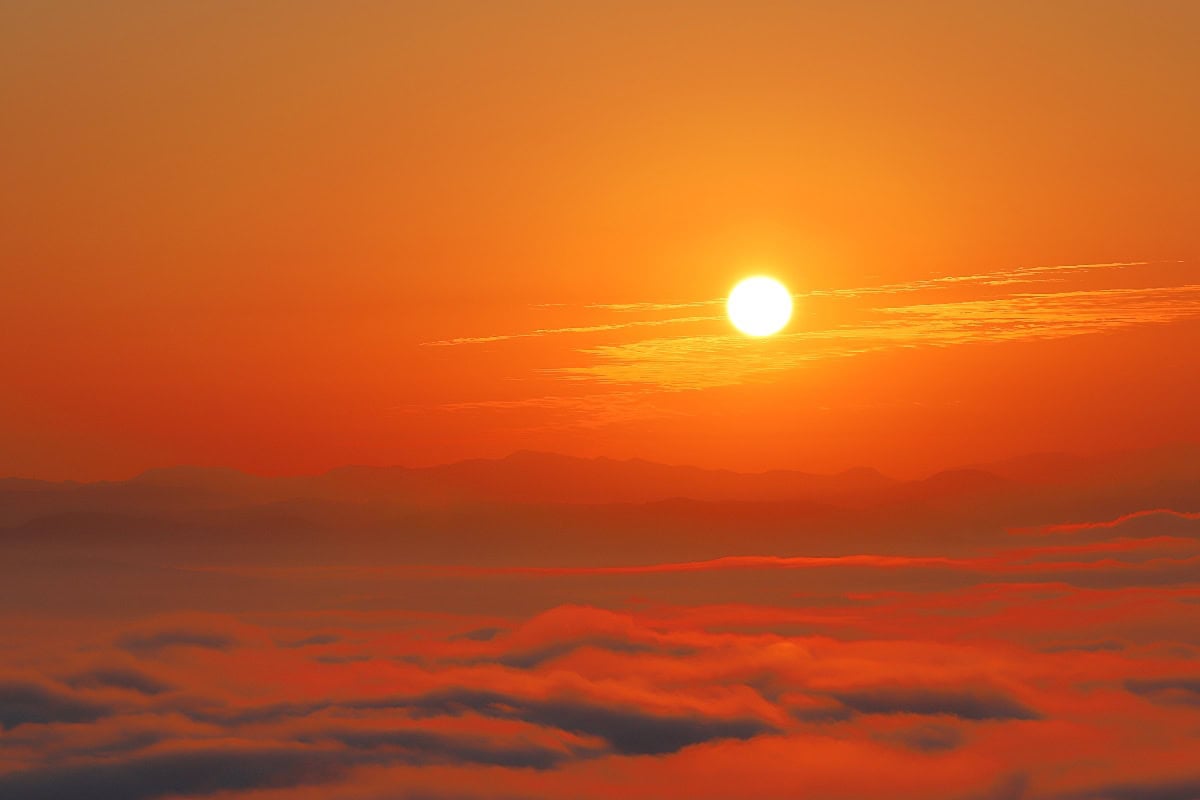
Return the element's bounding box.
[727,276,793,336]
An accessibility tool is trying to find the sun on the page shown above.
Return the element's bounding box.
[727,276,793,336]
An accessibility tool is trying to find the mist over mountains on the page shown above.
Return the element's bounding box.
[8,442,1200,510]
[3,444,1199,569]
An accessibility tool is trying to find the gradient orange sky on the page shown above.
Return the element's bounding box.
[3,1,1198,480]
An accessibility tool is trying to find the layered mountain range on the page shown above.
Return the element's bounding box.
[4,444,1199,567]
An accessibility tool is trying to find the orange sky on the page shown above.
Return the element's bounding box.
[3,1,1199,480]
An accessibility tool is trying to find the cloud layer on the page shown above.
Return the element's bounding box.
[1,495,1199,799]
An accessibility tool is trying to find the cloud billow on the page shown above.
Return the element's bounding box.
[0,681,113,730]
[829,686,1041,721]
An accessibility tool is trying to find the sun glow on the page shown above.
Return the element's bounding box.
[727,276,793,337]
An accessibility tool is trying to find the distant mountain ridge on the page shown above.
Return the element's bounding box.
[1,443,1198,530]
[3,443,1200,566]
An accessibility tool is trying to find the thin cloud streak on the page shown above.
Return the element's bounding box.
[554,284,1200,390]
[423,259,1194,422]
[423,261,1152,345]
[587,261,1152,311]
[804,260,1155,299]
[423,316,720,347]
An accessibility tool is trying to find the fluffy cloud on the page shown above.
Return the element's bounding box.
[0,681,113,730]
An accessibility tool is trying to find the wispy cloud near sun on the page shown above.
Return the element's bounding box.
[425,260,1196,402]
